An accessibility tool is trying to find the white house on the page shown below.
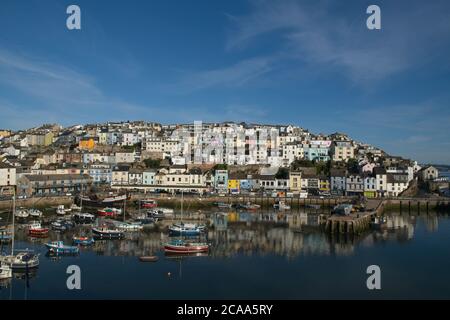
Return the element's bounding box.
[0,162,16,187]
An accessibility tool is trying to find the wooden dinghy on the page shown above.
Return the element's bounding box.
[139,256,159,262]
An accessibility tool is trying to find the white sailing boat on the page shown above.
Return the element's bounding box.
[15,208,29,219]
[56,205,66,215]
[0,194,40,270]
[0,263,12,279]
[28,209,43,218]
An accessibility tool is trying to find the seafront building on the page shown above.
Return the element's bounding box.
[0,121,447,198]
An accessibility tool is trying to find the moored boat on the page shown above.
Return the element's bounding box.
[51,219,75,232]
[148,209,166,219]
[28,209,43,218]
[73,212,96,224]
[163,239,209,254]
[15,209,29,219]
[70,203,82,211]
[97,207,122,217]
[274,201,291,211]
[0,263,12,279]
[78,194,128,208]
[56,205,66,215]
[139,256,159,262]
[115,221,143,231]
[72,236,95,246]
[28,222,49,237]
[141,199,158,208]
[0,229,12,243]
[45,241,79,254]
[168,222,206,236]
[241,202,261,211]
[92,226,124,239]
[0,252,40,270]
[216,202,232,209]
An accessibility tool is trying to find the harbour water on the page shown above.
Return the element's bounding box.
[0,209,449,299]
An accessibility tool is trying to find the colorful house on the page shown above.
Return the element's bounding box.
[79,137,96,150]
[227,179,240,194]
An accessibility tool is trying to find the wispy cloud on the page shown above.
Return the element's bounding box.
[172,56,274,93]
[226,0,450,82]
[0,48,149,129]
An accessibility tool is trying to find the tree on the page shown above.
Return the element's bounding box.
[315,160,331,176]
[346,158,359,174]
[290,159,315,170]
[144,159,161,169]
[275,167,289,179]
[213,163,228,171]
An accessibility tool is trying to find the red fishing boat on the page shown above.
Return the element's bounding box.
[141,199,158,209]
[28,222,49,237]
[97,207,122,217]
[163,239,209,254]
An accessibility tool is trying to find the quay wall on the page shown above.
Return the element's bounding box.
[0,196,73,211]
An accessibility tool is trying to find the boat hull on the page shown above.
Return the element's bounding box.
[77,195,128,208]
[73,237,95,246]
[164,245,209,254]
[169,229,202,236]
[92,229,124,240]
[73,214,96,224]
[28,229,49,237]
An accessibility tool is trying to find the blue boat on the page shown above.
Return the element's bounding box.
[0,232,12,243]
[168,222,206,236]
[45,241,79,254]
[72,236,95,246]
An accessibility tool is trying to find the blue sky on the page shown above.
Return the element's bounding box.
[0,0,450,164]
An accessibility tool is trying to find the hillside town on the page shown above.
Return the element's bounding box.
[0,121,447,199]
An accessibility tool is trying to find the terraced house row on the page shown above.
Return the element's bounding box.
[0,121,446,198]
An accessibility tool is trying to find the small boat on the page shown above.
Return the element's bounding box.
[241,202,261,211]
[70,203,82,211]
[163,239,209,254]
[158,208,174,215]
[115,221,143,231]
[148,209,165,219]
[332,204,353,215]
[168,222,206,236]
[134,215,155,225]
[306,204,321,210]
[216,202,232,209]
[72,236,95,246]
[139,256,159,262]
[45,241,79,254]
[56,205,66,216]
[15,209,29,219]
[274,201,291,211]
[97,207,122,217]
[51,219,75,232]
[141,199,158,208]
[0,230,12,243]
[0,252,40,269]
[78,194,128,207]
[0,263,12,279]
[73,212,96,224]
[28,222,49,237]
[92,226,124,239]
[28,209,43,218]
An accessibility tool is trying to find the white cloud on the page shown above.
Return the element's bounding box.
[226,0,450,82]
[174,57,274,93]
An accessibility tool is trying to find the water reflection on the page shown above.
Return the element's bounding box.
[6,210,443,261]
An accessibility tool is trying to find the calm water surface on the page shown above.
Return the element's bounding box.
[1,210,449,299]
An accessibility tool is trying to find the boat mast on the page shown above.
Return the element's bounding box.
[180,189,183,223]
[11,190,15,255]
[80,181,83,212]
[123,193,126,222]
